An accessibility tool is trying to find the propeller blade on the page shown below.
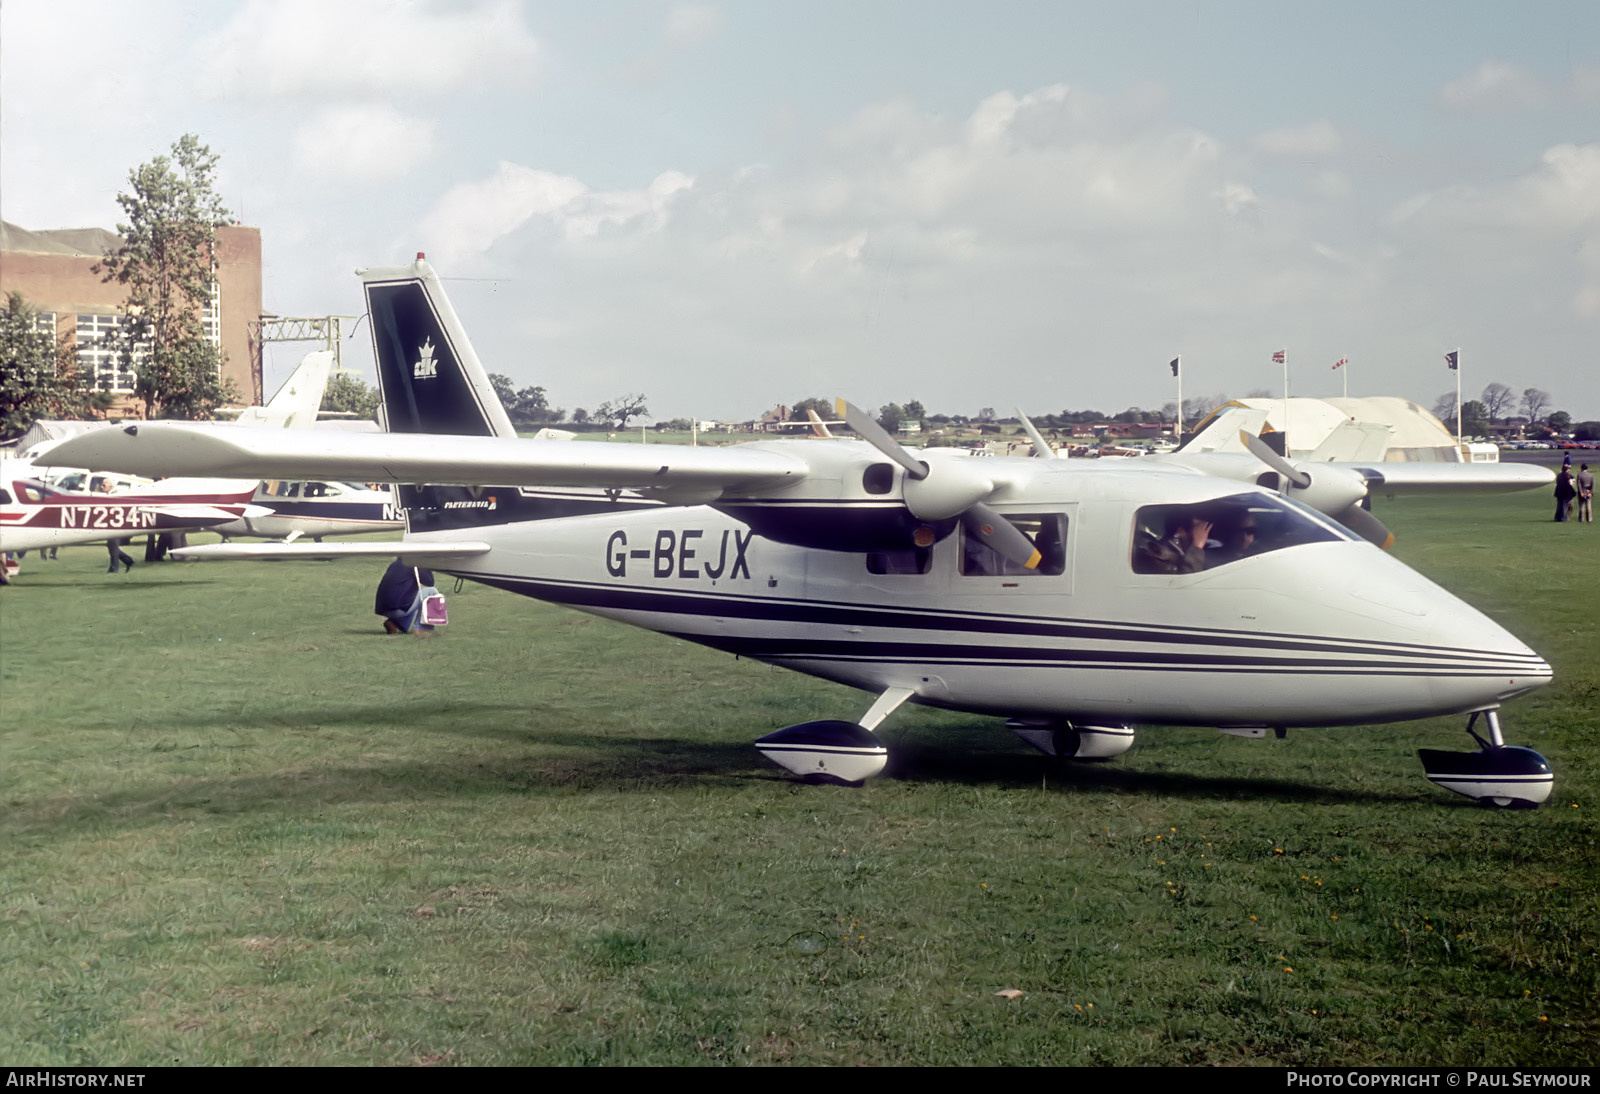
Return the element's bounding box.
[1337,504,1396,550]
[963,502,1042,570]
[836,398,926,479]
[1240,430,1311,490]
[1015,408,1055,459]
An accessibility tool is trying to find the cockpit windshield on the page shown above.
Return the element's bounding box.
[1132,492,1351,575]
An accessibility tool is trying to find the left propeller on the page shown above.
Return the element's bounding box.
[835,399,1042,569]
[1239,431,1395,549]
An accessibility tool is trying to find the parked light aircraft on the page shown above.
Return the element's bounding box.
[0,468,268,554]
[43,257,1557,807]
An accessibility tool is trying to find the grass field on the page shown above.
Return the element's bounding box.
[1,490,1595,1066]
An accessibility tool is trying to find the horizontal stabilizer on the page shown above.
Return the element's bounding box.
[173,540,492,562]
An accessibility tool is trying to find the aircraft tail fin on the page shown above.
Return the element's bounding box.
[235,350,335,429]
[358,256,657,534]
[361,256,518,439]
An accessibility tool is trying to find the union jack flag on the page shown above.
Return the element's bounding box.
[1271,349,1286,364]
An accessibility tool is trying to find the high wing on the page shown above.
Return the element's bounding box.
[1339,460,1554,495]
[44,422,808,499]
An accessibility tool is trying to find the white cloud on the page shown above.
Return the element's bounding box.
[1434,61,1547,113]
[664,3,722,49]
[1253,121,1342,158]
[292,104,437,184]
[1390,143,1600,317]
[418,163,694,262]
[194,0,538,99]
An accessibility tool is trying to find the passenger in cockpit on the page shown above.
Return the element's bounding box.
[1211,513,1260,566]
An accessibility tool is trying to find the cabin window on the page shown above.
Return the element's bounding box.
[304,482,328,498]
[1131,493,1350,575]
[960,513,1068,577]
[866,547,933,574]
[0,489,11,504]
[56,473,87,491]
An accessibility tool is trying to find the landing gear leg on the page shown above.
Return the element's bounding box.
[1418,709,1553,808]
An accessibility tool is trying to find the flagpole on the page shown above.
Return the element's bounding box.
[1456,348,1462,444]
[1282,348,1289,447]
[1342,356,1348,398]
[1174,355,1183,441]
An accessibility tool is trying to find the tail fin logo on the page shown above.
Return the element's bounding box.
[413,338,439,379]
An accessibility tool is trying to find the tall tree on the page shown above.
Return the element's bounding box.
[1479,382,1515,423]
[1432,391,1458,422]
[95,134,238,419]
[1521,387,1552,424]
[0,292,89,438]
[320,372,381,421]
[595,393,648,428]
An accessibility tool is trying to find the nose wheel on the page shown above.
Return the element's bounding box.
[1418,710,1554,808]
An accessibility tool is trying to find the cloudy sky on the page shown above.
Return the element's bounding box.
[4,1,1598,422]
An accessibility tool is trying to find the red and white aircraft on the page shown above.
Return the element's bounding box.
[0,464,268,555]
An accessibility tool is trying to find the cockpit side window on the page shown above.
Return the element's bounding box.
[1132,493,1348,575]
[961,513,1068,577]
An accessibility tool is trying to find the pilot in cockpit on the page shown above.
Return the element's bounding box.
[1135,509,1214,574]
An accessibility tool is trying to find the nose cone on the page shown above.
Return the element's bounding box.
[1189,542,1553,725]
[1332,545,1552,713]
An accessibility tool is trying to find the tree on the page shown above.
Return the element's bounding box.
[508,384,563,426]
[788,396,832,421]
[0,292,90,438]
[320,372,380,421]
[595,393,648,428]
[1480,382,1516,423]
[1432,391,1458,422]
[1521,387,1552,424]
[1546,410,1572,435]
[488,372,517,408]
[1459,399,1489,436]
[95,134,238,419]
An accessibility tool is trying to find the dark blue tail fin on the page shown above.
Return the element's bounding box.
[362,256,517,439]
[359,256,658,533]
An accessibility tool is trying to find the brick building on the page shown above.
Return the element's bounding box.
[0,221,263,414]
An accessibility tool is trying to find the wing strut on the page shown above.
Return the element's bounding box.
[858,686,916,731]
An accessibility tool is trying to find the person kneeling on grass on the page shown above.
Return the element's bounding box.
[374,558,439,635]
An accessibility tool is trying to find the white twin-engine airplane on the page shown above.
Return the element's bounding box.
[42,257,1556,808]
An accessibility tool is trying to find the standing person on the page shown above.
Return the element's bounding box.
[106,538,134,573]
[1578,464,1595,524]
[374,558,439,634]
[1554,466,1577,522]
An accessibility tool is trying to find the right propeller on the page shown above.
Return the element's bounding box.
[836,399,1042,569]
[1240,430,1395,549]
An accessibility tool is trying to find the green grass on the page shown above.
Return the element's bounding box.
[1,491,1596,1065]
